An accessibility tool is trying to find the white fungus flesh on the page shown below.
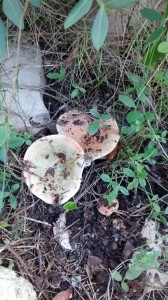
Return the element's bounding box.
[23,135,84,205]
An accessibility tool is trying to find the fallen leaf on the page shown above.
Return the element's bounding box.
[53,213,72,250]
[52,288,72,300]
[141,219,162,254]
[145,269,168,291]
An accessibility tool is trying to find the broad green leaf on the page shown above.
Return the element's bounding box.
[101,173,111,183]
[88,120,100,135]
[145,112,154,121]
[91,7,109,50]
[158,41,168,53]
[47,72,62,80]
[9,195,18,209]
[63,201,78,211]
[10,183,20,193]
[121,282,129,293]
[29,0,41,7]
[119,95,135,108]
[144,26,164,49]
[104,0,139,10]
[119,186,129,195]
[71,89,78,98]
[153,203,160,213]
[8,136,25,148]
[123,168,135,177]
[101,114,111,121]
[125,266,143,280]
[126,110,144,124]
[139,178,146,188]
[127,178,139,190]
[160,216,167,226]
[0,146,6,163]
[3,0,24,29]
[78,86,86,93]
[0,125,7,146]
[90,109,101,118]
[0,19,6,58]
[165,207,168,215]
[64,0,93,29]
[111,270,122,282]
[140,8,163,22]
[127,72,140,86]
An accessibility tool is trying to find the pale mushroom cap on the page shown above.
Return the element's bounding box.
[97,199,119,217]
[23,135,84,205]
[56,110,91,144]
[57,110,120,161]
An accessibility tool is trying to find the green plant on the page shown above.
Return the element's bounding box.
[71,83,86,99]
[111,249,160,292]
[0,0,41,58]
[140,4,168,66]
[64,0,140,50]
[47,67,66,82]
[87,108,111,135]
[63,201,78,211]
[0,122,32,210]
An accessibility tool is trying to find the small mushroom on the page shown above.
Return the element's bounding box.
[56,110,120,162]
[23,134,84,205]
[97,199,119,217]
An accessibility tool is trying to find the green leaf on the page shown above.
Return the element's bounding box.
[71,89,78,98]
[9,195,18,209]
[8,136,25,148]
[47,72,62,80]
[3,0,24,29]
[119,95,135,108]
[101,114,111,121]
[101,173,111,183]
[158,42,168,53]
[0,125,7,146]
[144,26,164,49]
[119,186,129,195]
[90,109,101,118]
[111,270,122,282]
[159,216,167,226]
[127,178,139,190]
[64,0,93,29]
[139,178,146,188]
[126,110,144,124]
[88,120,100,135]
[104,0,139,10]
[140,8,163,22]
[0,220,10,228]
[0,146,6,163]
[63,201,78,211]
[91,7,109,51]
[123,168,135,177]
[153,203,160,213]
[0,19,6,58]
[125,266,143,280]
[164,207,168,215]
[29,0,41,7]
[145,112,154,121]
[127,72,141,86]
[10,183,20,193]
[121,282,129,293]
[104,187,119,205]
[78,86,86,93]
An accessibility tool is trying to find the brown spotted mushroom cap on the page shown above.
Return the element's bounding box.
[56,110,120,162]
[23,135,84,205]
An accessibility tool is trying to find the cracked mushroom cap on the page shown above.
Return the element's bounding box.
[23,134,84,205]
[56,110,120,162]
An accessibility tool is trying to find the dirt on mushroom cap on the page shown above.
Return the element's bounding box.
[23,135,85,205]
[56,110,120,161]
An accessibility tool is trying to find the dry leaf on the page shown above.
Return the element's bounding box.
[52,288,72,300]
[145,269,168,291]
[53,213,72,250]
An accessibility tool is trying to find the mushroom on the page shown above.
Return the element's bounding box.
[23,134,84,205]
[56,110,120,162]
[97,199,119,217]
